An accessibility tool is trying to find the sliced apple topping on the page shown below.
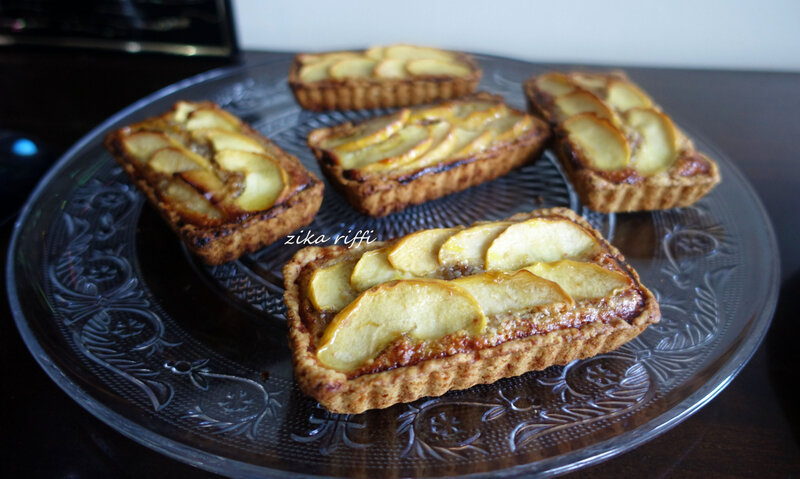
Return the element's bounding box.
[439,222,512,269]
[172,101,198,123]
[485,217,602,271]
[406,58,472,77]
[454,129,494,157]
[334,124,432,170]
[316,279,486,371]
[198,129,265,154]
[121,131,176,162]
[215,150,289,212]
[350,248,405,292]
[384,44,455,61]
[535,73,576,97]
[459,103,508,129]
[149,147,208,174]
[373,58,407,78]
[525,260,633,300]
[374,121,454,174]
[163,178,223,220]
[386,227,460,276]
[329,58,378,79]
[184,108,240,132]
[453,270,573,317]
[563,113,630,171]
[323,109,411,152]
[605,80,652,112]
[488,114,533,144]
[554,90,615,121]
[568,72,609,92]
[298,52,361,82]
[308,259,360,311]
[626,108,679,175]
[364,46,386,60]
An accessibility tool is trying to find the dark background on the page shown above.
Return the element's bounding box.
[1,47,799,478]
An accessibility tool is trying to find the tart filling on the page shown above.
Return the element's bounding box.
[295,212,649,377]
[308,95,537,179]
[296,44,476,83]
[110,101,310,226]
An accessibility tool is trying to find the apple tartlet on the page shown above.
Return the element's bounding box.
[289,44,481,110]
[105,101,324,264]
[284,207,660,413]
[307,93,550,216]
[524,71,720,212]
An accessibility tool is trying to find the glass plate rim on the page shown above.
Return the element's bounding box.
[6,53,781,478]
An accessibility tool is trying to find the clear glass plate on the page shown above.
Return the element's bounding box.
[6,54,779,478]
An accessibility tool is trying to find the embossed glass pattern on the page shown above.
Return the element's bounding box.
[7,55,779,478]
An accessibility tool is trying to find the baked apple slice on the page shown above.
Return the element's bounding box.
[184,107,240,131]
[148,147,209,173]
[350,248,405,291]
[563,113,631,171]
[605,79,653,111]
[554,90,615,121]
[626,108,679,175]
[215,150,289,212]
[199,129,266,154]
[335,124,432,170]
[386,227,461,276]
[535,73,576,97]
[438,221,512,269]
[121,131,177,162]
[316,279,486,371]
[329,58,378,79]
[308,258,359,311]
[321,109,411,152]
[373,58,407,78]
[525,260,633,300]
[452,270,573,317]
[485,217,602,271]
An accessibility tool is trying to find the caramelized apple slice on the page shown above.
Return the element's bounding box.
[488,114,534,144]
[324,109,411,152]
[406,58,472,77]
[454,129,494,157]
[626,108,679,175]
[386,227,460,276]
[384,45,454,61]
[350,248,405,291]
[563,113,630,170]
[163,178,223,221]
[184,108,240,131]
[368,121,452,173]
[178,169,226,205]
[149,147,208,174]
[333,124,432,170]
[459,103,507,129]
[329,58,378,79]
[197,129,265,154]
[316,279,486,371]
[485,217,602,271]
[453,270,573,317]
[364,46,386,60]
[554,90,615,121]
[605,79,652,111]
[172,101,198,123]
[215,150,289,212]
[525,260,633,300]
[374,58,408,78]
[298,52,361,82]
[308,259,359,311]
[121,131,176,162]
[439,221,512,269]
[568,72,609,92]
[535,73,576,97]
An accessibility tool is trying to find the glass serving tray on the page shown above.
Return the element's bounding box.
[6,54,779,478]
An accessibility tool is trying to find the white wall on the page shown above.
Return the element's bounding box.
[232,0,799,72]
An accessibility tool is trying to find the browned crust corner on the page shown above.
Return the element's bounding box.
[288,52,482,111]
[283,207,660,414]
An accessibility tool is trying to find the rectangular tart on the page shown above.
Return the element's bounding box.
[307,93,550,216]
[283,207,660,413]
[289,44,482,111]
[105,101,324,264]
[524,71,720,212]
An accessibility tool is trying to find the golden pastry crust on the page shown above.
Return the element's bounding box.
[283,207,660,413]
[524,72,721,212]
[288,50,481,111]
[105,101,324,264]
[307,94,551,216]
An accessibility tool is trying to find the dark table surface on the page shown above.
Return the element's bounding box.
[1,49,799,478]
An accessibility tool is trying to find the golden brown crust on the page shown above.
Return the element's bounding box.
[283,207,660,413]
[288,51,482,111]
[524,73,721,212]
[104,101,324,264]
[307,95,551,217]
